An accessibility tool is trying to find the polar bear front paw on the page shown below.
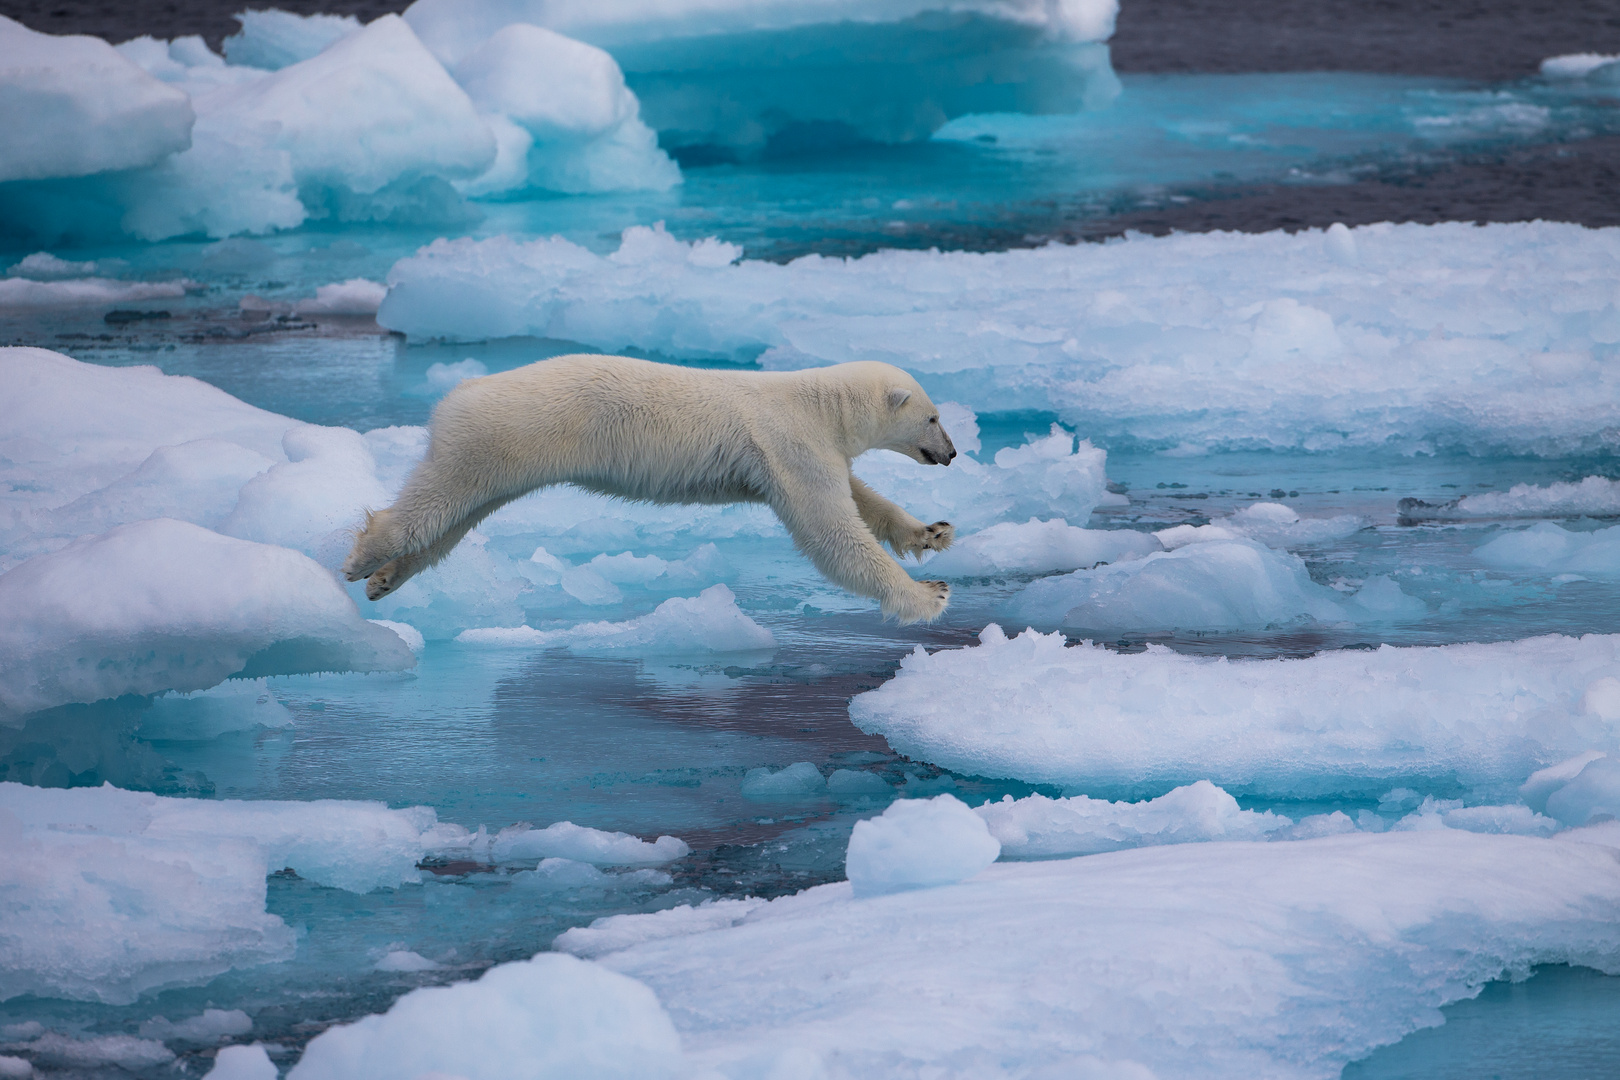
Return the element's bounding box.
[365,560,404,601]
[898,520,955,558]
[890,579,950,624]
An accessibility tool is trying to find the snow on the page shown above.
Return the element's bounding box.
[0,519,413,720]
[553,826,1620,1079]
[455,584,775,653]
[0,15,193,183]
[844,794,1001,897]
[1475,522,1620,576]
[850,625,1620,796]
[285,953,681,1080]
[488,821,691,866]
[222,10,362,70]
[980,780,1292,857]
[0,781,487,1004]
[380,222,1620,455]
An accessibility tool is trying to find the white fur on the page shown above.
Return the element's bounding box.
[343,355,959,622]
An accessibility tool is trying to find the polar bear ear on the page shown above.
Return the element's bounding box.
[887,387,912,410]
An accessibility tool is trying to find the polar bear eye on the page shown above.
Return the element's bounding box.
[929,416,938,424]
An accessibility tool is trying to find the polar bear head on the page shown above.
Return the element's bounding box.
[860,364,956,466]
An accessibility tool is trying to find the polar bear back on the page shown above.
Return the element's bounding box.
[428,354,913,506]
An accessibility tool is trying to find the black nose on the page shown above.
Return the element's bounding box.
[948,449,956,462]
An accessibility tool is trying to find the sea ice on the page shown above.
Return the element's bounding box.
[202,1043,278,1080]
[138,1009,252,1042]
[0,781,480,1003]
[1007,537,1361,631]
[292,278,387,316]
[0,519,414,720]
[488,821,690,866]
[1475,521,1620,576]
[1399,476,1620,521]
[1541,757,1620,828]
[222,10,362,70]
[1541,53,1620,80]
[740,761,827,798]
[556,826,1620,1078]
[286,953,681,1080]
[844,793,1000,896]
[403,0,1120,156]
[919,518,1159,577]
[455,584,775,653]
[0,15,192,182]
[1155,500,1369,550]
[850,625,1620,795]
[0,277,189,309]
[380,222,1620,455]
[979,780,1292,857]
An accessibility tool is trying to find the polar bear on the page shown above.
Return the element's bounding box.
[343,354,960,622]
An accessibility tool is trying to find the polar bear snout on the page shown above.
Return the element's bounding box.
[918,445,955,465]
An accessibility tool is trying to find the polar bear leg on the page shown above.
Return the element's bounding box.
[849,476,955,559]
[363,493,518,600]
[776,477,950,624]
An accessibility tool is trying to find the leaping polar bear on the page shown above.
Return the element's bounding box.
[343,354,959,623]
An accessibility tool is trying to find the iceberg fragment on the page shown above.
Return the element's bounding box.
[849,626,1620,795]
[489,821,690,866]
[222,10,363,70]
[455,584,775,653]
[286,953,681,1080]
[0,15,193,182]
[1475,521,1620,576]
[1400,476,1620,522]
[403,0,1121,158]
[920,518,1160,577]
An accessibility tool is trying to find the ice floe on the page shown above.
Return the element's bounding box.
[1154,500,1369,550]
[488,821,690,866]
[546,825,1620,1078]
[979,780,1292,856]
[844,793,1000,896]
[455,584,775,653]
[380,222,1620,455]
[918,517,1160,577]
[0,15,192,183]
[1399,476,1620,522]
[286,953,680,1080]
[1475,522,1620,576]
[851,626,1620,796]
[403,0,1120,158]
[0,519,414,720]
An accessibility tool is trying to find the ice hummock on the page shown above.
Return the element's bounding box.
[1475,522,1620,577]
[1399,476,1620,522]
[286,953,681,1080]
[2,15,677,243]
[456,584,775,654]
[0,519,415,721]
[979,780,1293,856]
[0,15,193,183]
[403,0,1121,159]
[844,793,1000,896]
[850,625,1620,796]
[543,826,1620,1079]
[379,222,1620,455]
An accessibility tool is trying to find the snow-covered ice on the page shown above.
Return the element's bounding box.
[1475,522,1620,576]
[286,953,680,1080]
[550,825,1620,1078]
[488,821,690,866]
[0,15,192,183]
[455,584,775,653]
[1400,476,1620,521]
[1007,537,1374,631]
[851,626,1620,796]
[844,793,1000,896]
[979,780,1292,857]
[380,222,1620,455]
[0,519,414,720]
[202,1043,278,1080]
[918,517,1159,577]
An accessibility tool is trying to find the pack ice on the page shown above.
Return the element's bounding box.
[850,625,1620,796]
[537,824,1620,1079]
[0,13,676,242]
[381,221,1620,455]
[402,0,1122,158]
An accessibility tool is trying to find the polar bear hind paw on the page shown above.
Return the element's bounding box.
[889,579,950,624]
